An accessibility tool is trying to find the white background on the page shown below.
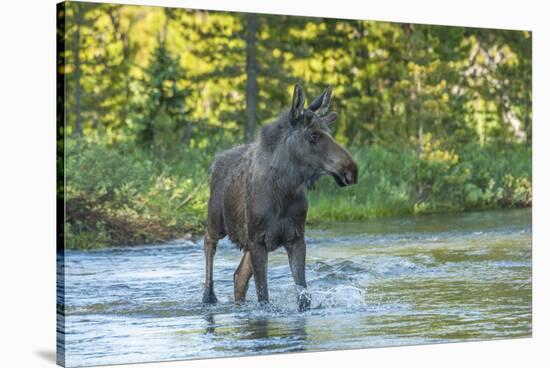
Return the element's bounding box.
[0,0,548,367]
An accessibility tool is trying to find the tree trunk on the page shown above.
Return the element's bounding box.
[73,4,83,136]
[244,14,258,143]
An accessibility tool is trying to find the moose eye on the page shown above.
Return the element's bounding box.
[309,132,320,144]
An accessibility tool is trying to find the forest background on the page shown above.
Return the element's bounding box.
[58,2,532,249]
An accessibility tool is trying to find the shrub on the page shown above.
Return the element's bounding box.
[64,140,210,249]
[63,139,531,248]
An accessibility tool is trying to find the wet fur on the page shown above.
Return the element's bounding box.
[207,111,309,251]
[202,85,358,309]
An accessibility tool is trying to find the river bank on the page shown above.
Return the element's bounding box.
[63,141,531,250]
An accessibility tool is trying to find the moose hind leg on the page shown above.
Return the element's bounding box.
[202,232,218,304]
[234,251,253,303]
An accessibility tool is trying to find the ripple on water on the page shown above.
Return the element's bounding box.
[62,209,532,367]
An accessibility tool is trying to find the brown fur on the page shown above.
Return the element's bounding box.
[202,84,358,310]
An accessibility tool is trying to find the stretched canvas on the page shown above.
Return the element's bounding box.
[57,1,532,367]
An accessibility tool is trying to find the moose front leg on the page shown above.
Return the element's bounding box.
[250,244,269,303]
[286,240,311,311]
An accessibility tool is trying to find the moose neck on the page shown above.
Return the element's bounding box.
[267,138,310,195]
[260,112,312,195]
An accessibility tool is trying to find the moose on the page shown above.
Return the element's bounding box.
[202,84,358,311]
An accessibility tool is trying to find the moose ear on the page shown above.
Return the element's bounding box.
[291,84,306,122]
[308,85,332,115]
[322,111,339,126]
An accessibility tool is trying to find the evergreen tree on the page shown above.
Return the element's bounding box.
[133,42,189,150]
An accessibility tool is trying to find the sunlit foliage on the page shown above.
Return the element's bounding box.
[59,2,532,248]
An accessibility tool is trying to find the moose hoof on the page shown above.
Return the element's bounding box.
[298,293,311,312]
[202,288,218,304]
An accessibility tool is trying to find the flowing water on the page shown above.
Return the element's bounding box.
[59,209,532,367]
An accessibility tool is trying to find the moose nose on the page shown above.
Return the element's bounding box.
[344,162,358,185]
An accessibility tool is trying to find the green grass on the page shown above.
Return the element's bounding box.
[307,143,531,223]
[63,139,531,249]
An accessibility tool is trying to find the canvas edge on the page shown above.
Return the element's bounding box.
[56,1,67,367]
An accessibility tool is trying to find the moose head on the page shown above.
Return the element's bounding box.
[286,84,358,188]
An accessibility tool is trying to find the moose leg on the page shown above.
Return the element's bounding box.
[250,245,269,303]
[234,251,253,303]
[286,240,311,311]
[202,232,218,304]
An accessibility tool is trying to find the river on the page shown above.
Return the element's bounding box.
[59,209,532,367]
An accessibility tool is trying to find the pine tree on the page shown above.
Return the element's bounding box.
[133,42,188,150]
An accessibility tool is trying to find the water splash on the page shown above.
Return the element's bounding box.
[312,285,366,310]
